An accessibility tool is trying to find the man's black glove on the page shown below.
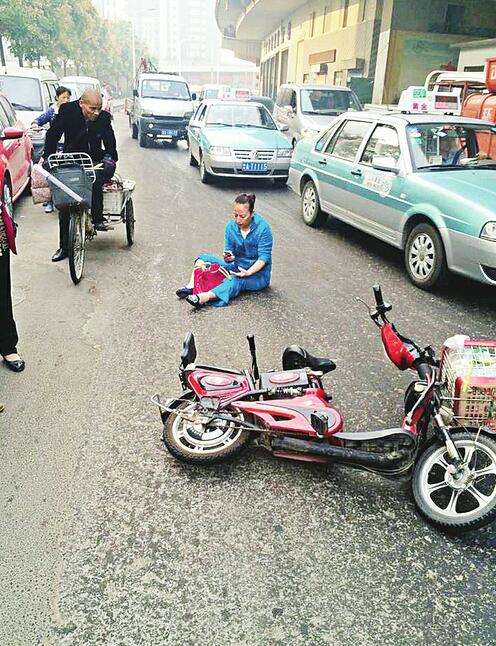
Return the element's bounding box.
[102,155,116,180]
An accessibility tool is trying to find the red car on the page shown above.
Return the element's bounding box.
[0,93,32,214]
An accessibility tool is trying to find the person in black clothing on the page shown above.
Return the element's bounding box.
[0,209,24,373]
[43,89,118,262]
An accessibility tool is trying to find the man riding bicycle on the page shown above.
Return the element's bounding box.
[43,89,118,262]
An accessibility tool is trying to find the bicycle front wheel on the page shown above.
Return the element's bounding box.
[68,208,87,285]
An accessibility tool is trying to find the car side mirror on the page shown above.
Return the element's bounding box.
[1,127,24,140]
[191,92,197,101]
[372,155,399,174]
[279,124,289,132]
[133,89,138,98]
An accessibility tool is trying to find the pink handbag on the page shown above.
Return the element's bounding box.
[193,263,230,294]
[1,200,17,254]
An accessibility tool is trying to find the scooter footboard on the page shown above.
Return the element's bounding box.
[334,427,416,449]
[271,427,417,471]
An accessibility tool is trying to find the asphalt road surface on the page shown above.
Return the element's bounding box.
[1,113,495,646]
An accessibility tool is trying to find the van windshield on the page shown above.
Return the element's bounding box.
[0,76,43,111]
[300,89,361,115]
[141,80,190,100]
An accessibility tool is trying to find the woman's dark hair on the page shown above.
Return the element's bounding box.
[56,85,72,98]
[234,193,256,213]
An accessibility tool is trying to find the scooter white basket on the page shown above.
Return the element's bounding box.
[440,337,496,429]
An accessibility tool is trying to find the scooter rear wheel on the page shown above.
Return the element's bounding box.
[163,401,250,464]
[412,431,496,532]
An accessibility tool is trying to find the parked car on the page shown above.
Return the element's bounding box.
[247,95,275,113]
[0,93,32,212]
[0,67,58,162]
[187,100,292,185]
[274,83,362,147]
[288,111,496,289]
[129,72,196,148]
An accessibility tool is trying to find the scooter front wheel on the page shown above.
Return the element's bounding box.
[412,431,496,532]
[163,401,250,464]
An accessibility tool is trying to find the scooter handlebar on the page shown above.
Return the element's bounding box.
[373,284,384,309]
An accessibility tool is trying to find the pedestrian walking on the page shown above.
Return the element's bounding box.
[176,193,273,308]
[0,200,24,372]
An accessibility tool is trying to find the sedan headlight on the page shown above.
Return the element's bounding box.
[277,148,292,158]
[209,146,231,157]
[481,222,496,241]
[302,128,319,140]
[141,111,153,117]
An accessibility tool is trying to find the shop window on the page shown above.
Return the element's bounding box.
[334,70,344,86]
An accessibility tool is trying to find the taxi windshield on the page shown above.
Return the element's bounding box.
[206,104,276,129]
[407,123,496,170]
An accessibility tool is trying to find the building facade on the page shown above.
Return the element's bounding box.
[216,0,496,104]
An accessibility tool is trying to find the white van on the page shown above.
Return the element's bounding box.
[59,75,102,100]
[0,67,58,128]
[274,83,363,147]
[0,67,59,160]
[129,72,196,148]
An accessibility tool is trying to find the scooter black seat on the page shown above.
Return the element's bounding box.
[282,345,336,374]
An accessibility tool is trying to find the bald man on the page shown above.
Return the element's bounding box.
[44,88,118,262]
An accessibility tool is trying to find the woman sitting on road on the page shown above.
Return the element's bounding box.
[176,193,273,308]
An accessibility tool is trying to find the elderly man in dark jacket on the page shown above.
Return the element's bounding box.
[44,89,118,262]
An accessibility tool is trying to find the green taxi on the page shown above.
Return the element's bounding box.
[288,111,496,289]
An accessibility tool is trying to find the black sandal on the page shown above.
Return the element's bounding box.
[175,287,193,299]
[185,294,204,308]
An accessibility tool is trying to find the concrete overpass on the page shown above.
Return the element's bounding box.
[215,0,307,64]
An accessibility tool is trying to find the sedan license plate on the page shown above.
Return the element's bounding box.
[242,161,268,173]
[162,129,178,137]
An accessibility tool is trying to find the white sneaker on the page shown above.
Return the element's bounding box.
[44,202,54,213]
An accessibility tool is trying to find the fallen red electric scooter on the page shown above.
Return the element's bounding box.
[153,286,496,532]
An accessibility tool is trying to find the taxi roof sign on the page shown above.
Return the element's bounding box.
[398,86,429,113]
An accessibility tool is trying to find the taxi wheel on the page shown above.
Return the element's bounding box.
[301,180,326,227]
[405,223,447,290]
